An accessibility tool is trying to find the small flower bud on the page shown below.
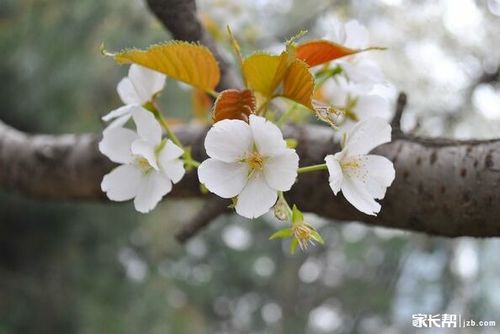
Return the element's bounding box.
[274,197,288,221]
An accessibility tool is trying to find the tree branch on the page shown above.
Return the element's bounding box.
[391,92,407,137]
[2,118,500,237]
[175,197,229,243]
[2,0,499,239]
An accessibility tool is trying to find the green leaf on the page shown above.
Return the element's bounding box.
[292,205,304,224]
[269,228,293,240]
[310,231,325,245]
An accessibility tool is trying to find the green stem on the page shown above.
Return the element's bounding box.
[277,103,298,128]
[315,65,343,89]
[150,104,201,169]
[255,95,275,116]
[185,159,200,168]
[206,89,219,99]
[297,163,328,174]
[155,110,183,149]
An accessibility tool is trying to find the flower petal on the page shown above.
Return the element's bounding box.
[102,105,134,122]
[117,77,141,105]
[128,64,166,104]
[99,127,137,164]
[131,106,162,146]
[263,149,299,191]
[204,119,253,163]
[159,140,184,162]
[101,164,142,201]
[235,172,277,219]
[321,76,350,105]
[348,155,395,199]
[198,159,248,198]
[133,171,172,213]
[343,117,391,156]
[249,115,287,157]
[162,159,185,184]
[355,94,390,121]
[325,155,343,195]
[341,175,381,216]
[325,16,346,45]
[105,114,132,130]
[158,140,185,183]
[131,139,159,170]
[344,20,369,49]
[340,58,384,86]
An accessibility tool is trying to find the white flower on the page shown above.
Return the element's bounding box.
[327,18,369,49]
[322,77,391,134]
[325,118,395,216]
[198,115,299,219]
[99,106,185,213]
[323,16,385,87]
[338,57,385,87]
[102,64,166,129]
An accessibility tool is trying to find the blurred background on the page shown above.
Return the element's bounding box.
[1,0,500,333]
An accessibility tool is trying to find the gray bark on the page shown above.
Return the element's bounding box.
[1,119,500,237]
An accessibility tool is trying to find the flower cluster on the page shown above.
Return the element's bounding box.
[99,66,185,213]
[316,17,391,134]
[99,21,396,253]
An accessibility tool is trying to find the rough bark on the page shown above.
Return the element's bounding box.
[1,118,500,237]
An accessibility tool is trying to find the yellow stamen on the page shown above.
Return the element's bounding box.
[245,151,264,171]
[135,157,153,173]
[341,160,360,171]
[293,224,314,250]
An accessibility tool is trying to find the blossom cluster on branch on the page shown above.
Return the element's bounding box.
[99,18,395,253]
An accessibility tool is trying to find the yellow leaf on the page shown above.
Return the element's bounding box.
[242,51,314,110]
[281,60,314,109]
[212,89,256,122]
[113,41,220,92]
[242,52,289,98]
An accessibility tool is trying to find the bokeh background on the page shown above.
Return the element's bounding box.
[1,0,500,333]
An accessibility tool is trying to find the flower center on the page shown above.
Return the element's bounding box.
[135,157,153,173]
[293,224,312,240]
[245,151,264,171]
[293,224,314,250]
[341,160,360,171]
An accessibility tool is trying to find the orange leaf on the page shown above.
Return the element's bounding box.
[281,60,314,109]
[112,41,220,92]
[296,39,357,67]
[213,89,256,122]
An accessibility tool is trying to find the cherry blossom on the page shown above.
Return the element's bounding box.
[102,64,166,129]
[325,118,395,215]
[322,76,391,133]
[198,115,299,219]
[99,106,185,213]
